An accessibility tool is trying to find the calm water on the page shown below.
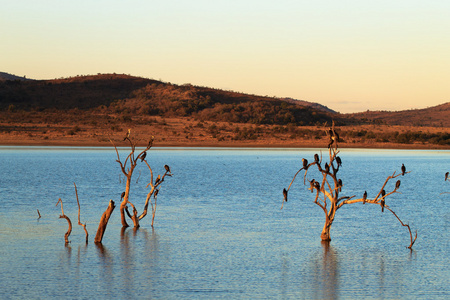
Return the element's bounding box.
[0,147,449,299]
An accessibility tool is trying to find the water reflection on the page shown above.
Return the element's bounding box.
[310,242,339,299]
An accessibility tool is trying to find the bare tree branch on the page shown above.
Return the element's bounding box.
[74,183,88,243]
[56,198,72,244]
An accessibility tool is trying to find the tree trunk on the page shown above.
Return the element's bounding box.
[95,200,116,243]
[120,176,132,227]
[320,221,332,241]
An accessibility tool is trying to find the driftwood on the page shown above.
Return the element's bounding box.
[94,200,116,243]
[56,198,72,244]
[74,183,89,243]
[37,209,41,219]
[283,122,417,248]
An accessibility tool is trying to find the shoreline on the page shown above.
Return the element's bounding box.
[0,138,448,150]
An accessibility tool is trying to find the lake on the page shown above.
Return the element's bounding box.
[0,146,449,299]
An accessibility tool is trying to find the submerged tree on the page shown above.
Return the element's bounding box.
[56,198,72,244]
[111,130,172,228]
[282,123,417,249]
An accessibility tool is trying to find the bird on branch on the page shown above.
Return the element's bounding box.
[445,172,449,181]
[314,153,319,163]
[283,188,288,202]
[362,191,367,204]
[381,189,386,212]
[123,128,131,141]
[140,151,147,162]
[336,156,342,167]
[395,180,401,189]
[302,158,308,170]
[155,175,161,185]
[401,164,406,176]
[164,164,171,174]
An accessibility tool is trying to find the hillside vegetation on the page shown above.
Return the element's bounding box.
[0,73,449,147]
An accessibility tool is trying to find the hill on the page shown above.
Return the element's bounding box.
[345,102,450,127]
[0,73,336,126]
[0,72,32,81]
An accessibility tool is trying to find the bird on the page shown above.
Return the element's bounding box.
[445,172,449,181]
[381,189,386,212]
[283,188,288,202]
[155,175,161,185]
[333,129,340,142]
[123,128,131,141]
[314,153,319,163]
[164,164,171,173]
[154,189,159,198]
[395,180,401,189]
[147,136,154,148]
[314,181,321,191]
[401,164,406,176]
[140,151,147,162]
[121,191,125,199]
[336,156,342,167]
[310,179,316,193]
[337,179,343,192]
[324,163,330,173]
[362,191,367,204]
[302,158,308,170]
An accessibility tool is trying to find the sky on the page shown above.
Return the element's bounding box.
[1,0,449,113]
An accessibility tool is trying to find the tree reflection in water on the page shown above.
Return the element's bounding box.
[310,241,339,299]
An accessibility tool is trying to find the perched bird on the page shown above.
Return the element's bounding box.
[302,158,308,170]
[333,129,340,142]
[362,191,367,204]
[123,128,131,141]
[445,172,449,181]
[314,153,319,163]
[140,151,147,162]
[154,189,159,198]
[314,181,321,191]
[336,156,342,167]
[381,189,386,197]
[283,188,288,202]
[395,180,401,189]
[324,163,330,173]
[147,136,154,148]
[155,174,161,185]
[337,179,343,192]
[310,179,316,193]
[381,189,386,212]
[121,191,126,199]
[164,164,171,173]
[401,164,406,176]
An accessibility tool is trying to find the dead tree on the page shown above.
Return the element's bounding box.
[56,198,72,244]
[74,183,88,243]
[282,123,417,249]
[111,130,172,228]
[94,200,116,243]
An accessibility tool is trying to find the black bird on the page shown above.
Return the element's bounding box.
[155,175,161,185]
[401,164,406,176]
[283,188,288,202]
[164,164,171,173]
[333,129,340,142]
[445,172,449,181]
[337,179,342,192]
[140,151,147,162]
[336,156,342,167]
[395,180,401,189]
[154,189,159,198]
[314,153,319,163]
[121,191,126,199]
[381,189,386,212]
[310,179,316,193]
[362,191,367,204]
[314,181,321,191]
[324,163,330,173]
[302,158,308,170]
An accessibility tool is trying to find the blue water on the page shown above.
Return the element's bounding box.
[0,147,449,299]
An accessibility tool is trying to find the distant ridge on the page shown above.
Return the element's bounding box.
[0,72,32,81]
[345,102,450,127]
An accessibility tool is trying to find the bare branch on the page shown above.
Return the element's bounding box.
[56,198,72,244]
[74,183,88,243]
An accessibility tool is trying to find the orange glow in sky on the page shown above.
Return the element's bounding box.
[1,1,449,113]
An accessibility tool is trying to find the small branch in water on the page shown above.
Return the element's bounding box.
[37,209,41,219]
[74,183,88,244]
[56,198,72,244]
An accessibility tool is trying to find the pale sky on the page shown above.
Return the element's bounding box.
[1,0,449,113]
